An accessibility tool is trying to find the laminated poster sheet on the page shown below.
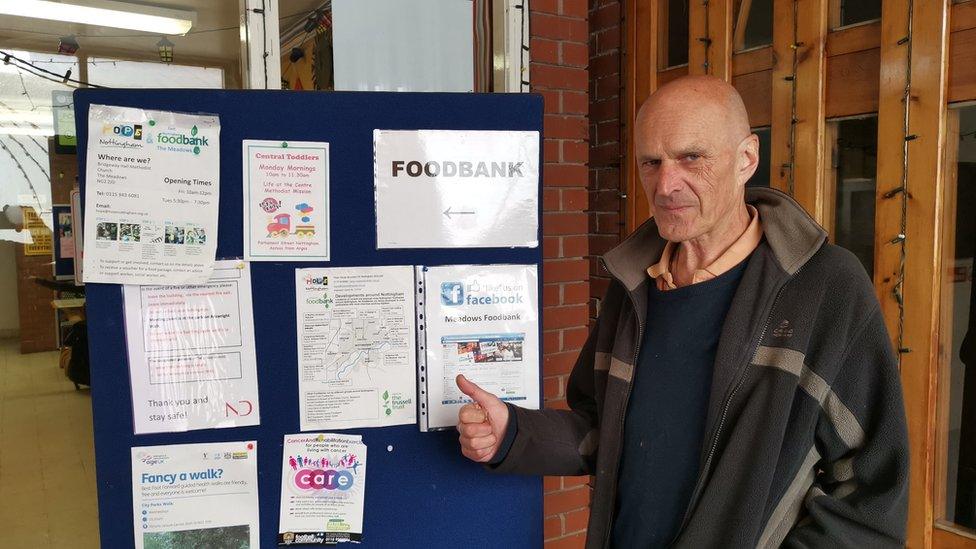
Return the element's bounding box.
[420,264,540,430]
[374,129,539,249]
[243,139,330,261]
[123,260,260,434]
[296,266,417,431]
[131,441,259,549]
[278,433,367,545]
[83,104,219,284]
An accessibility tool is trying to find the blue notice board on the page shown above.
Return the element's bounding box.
[74,89,543,548]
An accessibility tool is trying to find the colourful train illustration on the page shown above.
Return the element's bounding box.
[266,213,315,238]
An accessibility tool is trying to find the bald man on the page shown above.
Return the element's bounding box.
[456,76,909,548]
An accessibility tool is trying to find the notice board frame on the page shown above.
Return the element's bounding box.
[74,89,544,549]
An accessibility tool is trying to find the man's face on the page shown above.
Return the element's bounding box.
[635,99,755,242]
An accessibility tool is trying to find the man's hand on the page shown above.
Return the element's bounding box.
[456,374,510,463]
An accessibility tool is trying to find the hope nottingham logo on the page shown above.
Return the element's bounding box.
[102,123,143,140]
[440,280,525,306]
[156,124,209,155]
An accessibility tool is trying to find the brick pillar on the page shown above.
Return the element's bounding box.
[588,0,624,323]
[530,0,592,547]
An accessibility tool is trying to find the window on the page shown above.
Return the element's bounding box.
[733,0,773,51]
[831,0,881,29]
[939,104,976,533]
[826,116,878,277]
[660,0,690,68]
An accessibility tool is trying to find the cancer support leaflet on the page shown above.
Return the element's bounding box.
[373,129,539,249]
[83,104,220,285]
[243,140,330,261]
[132,441,259,549]
[123,260,260,434]
[296,266,416,431]
[418,264,540,430]
[278,433,367,545]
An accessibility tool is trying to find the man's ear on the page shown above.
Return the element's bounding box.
[737,134,760,186]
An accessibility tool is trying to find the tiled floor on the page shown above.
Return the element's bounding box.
[0,338,100,548]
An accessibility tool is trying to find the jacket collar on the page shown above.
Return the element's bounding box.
[602,187,827,292]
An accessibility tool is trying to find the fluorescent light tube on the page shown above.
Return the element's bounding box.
[0,0,195,35]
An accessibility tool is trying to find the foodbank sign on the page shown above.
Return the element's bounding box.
[151,120,210,155]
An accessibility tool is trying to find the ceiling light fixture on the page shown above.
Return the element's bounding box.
[156,37,174,63]
[0,0,196,35]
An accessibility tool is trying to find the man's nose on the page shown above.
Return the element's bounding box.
[655,160,684,195]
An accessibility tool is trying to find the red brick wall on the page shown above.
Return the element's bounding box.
[588,0,623,322]
[530,0,592,546]
[16,140,77,354]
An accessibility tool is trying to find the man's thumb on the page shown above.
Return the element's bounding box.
[456,374,496,407]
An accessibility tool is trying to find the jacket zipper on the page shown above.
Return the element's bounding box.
[599,259,645,549]
[671,263,805,543]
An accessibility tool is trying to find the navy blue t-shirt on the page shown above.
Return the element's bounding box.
[611,257,749,547]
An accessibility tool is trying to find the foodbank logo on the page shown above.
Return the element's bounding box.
[156,124,209,155]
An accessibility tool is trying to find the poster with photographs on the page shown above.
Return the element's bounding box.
[83,104,220,285]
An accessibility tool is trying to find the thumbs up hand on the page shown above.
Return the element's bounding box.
[455,374,510,463]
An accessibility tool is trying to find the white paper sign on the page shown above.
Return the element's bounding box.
[83,104,220,284]
[420,264,540,430]
[132,441,259,549]
[243,140,330,261]
[123,260,260,434]
[374,130,539,248]
[278,433,367,545]
[296,266,417,431]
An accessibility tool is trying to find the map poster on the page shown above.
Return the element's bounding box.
[277,433,366,545]
[295,266,416,430]
[243,140,330,261]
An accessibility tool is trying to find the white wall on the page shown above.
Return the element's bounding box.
[0,239,20,338]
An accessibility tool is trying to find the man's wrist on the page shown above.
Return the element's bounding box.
[488,403,518,465]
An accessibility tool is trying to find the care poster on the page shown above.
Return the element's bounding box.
[278,433,367,545]
[83,104,219,284]
[243,140,330,261]
[419,263,540,430]
[295,266,416,431]
[131,441,259,549]
[123,260,260,434]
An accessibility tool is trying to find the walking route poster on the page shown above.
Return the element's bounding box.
[373,129,539,249]
[83,104,220,284]
[420,264,540,430]
[123,260,260,434]
[243,140,330,261]
[278,433,367,545]
[295,266,416,431]
[132,441,259,549]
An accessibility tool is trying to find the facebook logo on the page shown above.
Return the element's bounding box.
[441,282,464,306]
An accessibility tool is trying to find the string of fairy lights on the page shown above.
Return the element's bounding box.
[884,0,916,359]
[698,0,712,74]
[781,0,801,198]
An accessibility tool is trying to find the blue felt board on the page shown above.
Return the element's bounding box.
[74,89,544,549]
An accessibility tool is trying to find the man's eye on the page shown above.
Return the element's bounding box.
[641,159,661,167]
[683,154,700,162]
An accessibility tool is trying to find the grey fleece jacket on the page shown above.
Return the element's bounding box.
[493,187,910,548]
